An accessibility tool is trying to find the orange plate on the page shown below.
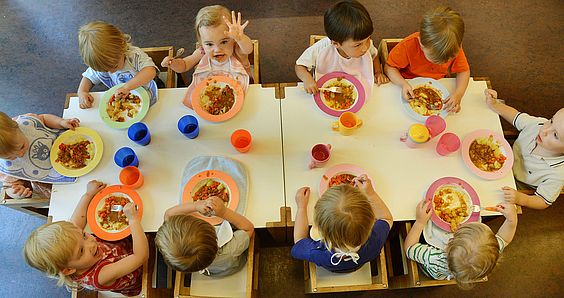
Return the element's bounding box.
[182,170,240,225]
[191,76,245,122]
[87,185,143,241]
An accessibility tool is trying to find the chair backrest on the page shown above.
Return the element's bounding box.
[309,35,327,47]
[377,38,403,69]
[248,40,260,84]
[142,46,176,88]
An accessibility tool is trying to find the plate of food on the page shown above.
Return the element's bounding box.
[426,177,480,232]
[87,185,143,241]
[192,76,245,122]
[402,77,449,122]
[318,164,373,196]
[313,72,365,117]
[50,127,103,177]
[99,83,150,129]
[461,129,514,180]
[182,170,240,225]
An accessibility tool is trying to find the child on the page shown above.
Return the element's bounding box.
[291,175,393,273]
[77,21,159,109]
[404,199,517,289]
[0,111,79,199]
[155,196,254,277]
[485,89,564,209]
[162,6,253,108]
[24,180,148,296]
[295,0,389,97]
[385,6,470,112]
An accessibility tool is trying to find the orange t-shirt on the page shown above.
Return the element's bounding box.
[386,32,470,80]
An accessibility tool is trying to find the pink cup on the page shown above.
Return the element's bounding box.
[425,115,446,138]
[436,132,461,156]
[309,144,331,169]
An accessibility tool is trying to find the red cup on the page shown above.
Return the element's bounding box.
[436,132,461,156]
[231,129,252,153]
[119,166,144,189]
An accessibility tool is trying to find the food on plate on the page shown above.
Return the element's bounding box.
[322,78,356,110]
[193,179,229,205]
[433,185,470,231]
[408,85,443,116]
[200,83,235,115]
[106,93,142,122]
[55,138,93,169]
[468,135,507,172]
[97,195,130,231]
[328,173,357,188]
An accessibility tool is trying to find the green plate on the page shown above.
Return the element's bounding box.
[99,83,150,129]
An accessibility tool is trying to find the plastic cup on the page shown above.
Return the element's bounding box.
[231,129,252,153]
[119,166,144,189]
[177,115,199,139]
[436,132,461,156]
[114,147,139,168]
[332,112,363,136]
[403,124,430,148]
[425,115,446,138]
[127,122,151,146]
[309,144,331,169]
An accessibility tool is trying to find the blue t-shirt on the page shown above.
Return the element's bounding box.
[291,220,390,272]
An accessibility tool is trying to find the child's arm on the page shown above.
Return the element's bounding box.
[35,114,80,130]
[69,180,106,230]
[163,199,212,220]
[97,202,149,286]
[292,187,310,243]
[444,70,470,113]
[224,11,253,55]
[295,65,318,94]
[502,186,550,210]
[372,56,390,86]
[162,47,204,74]
[484,89,520,124]
[494,203,518,245]
[384,64,414,100]
[354,175,393,228]
[403,199,432,251]
[115,67,157,99]
[77,77,94,109]
[209,196,254,238]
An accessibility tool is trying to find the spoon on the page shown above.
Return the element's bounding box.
[173,48,185,59]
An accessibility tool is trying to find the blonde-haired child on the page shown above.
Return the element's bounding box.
[23,180,148,296]
[485,89,564,208]
[77,21,159,109]
[0,111,79,199]
[404,199,517,289]
[156,197,254,276]
[162,5,253,108]
[295,0,389,97]
[291,175,393,272]
[385,6,470,112]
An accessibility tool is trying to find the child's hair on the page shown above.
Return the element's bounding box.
[23,221,80,289]
[0,112,20,156]
[194,5,231,42]
[155,215,218,272]
[445,222,500,289]
[314,184,375,250]
[324,0,373,44]
[78,21,131,72]
[419,6,465,63]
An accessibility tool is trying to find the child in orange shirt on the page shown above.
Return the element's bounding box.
[384,6,470,112]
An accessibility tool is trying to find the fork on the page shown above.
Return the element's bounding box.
[110,205,123,212]
[319,86,342,93]
[472,205,498,212]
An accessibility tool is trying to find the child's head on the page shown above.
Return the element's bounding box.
[324,0,373,58]
[195,5,235,63]
[419,6,465,64]
[78,21,131,72]
[24,221,101,288]
[155,215,218,272]
[537,108,564,155]
[0,112,28,160]
[445,222,500,289]
[314,184,375,250]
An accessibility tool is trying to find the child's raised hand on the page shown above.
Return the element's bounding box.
[295,187,310,209]
[444,93,462,113]
[78,91,94,109]
[495,202,517,224]
[501,186,520,205]
[484,88,499,109]
[86,180,106,197]
[162,57,185,72]
[60,118,80,130]
[123,202,140,222]
[223,11,249,42]
[401,83,414,101]
[208,196,227,217]
[9,184,33,198]
[354,174,375,196]
[415,198,432,224]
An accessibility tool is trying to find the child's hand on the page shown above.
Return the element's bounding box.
[295,187,310,209]
[162,57,185,72]
[401,83,414,101]
[353,174,375,196]
[194,199,212,215]
[78,91,94,109]
[495,202,517,224]
[86,180,106,197]
[501,186,520,205]
[60,118,80,130]
[303,77,319,94]
[444,93,462,113]
[415,198,432,224]
[123,202,140,222]
[375,72,390,86]
[484,88,500,110]
[9,184,33,198]
[208,196,227,217]
[223,11,249,42]
[114,86,131,100]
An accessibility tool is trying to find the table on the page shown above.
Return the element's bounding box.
[49,85,285,230]
[281,78,516,223]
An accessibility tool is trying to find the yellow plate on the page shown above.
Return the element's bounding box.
[50,127,104,177]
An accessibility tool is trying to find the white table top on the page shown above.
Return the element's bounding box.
[281,78,516,222]
[49,85,285,230]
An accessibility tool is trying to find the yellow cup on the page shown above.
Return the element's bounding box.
[332,112,363,136]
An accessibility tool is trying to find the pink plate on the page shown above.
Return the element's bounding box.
[426,177,480,232]
[313,72,365,117]
[461,129,514,180]
[192,76,245,122]
[319,164,373,196]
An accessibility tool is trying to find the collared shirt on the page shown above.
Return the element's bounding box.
[512,113,564,205]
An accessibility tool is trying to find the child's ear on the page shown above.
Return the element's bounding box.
[330,40,341,47]
[61,267,76,276]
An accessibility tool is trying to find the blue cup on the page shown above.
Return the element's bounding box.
[114,147,139,168]
[178,115,199,139]
[128,122,151,146]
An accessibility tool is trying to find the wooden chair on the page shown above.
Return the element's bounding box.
[1,182,49,219]
[142,46,176,88]
[174,234,258,297]
[377,38,403,70]
[303,249,388,294]
[309,34,326,46]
